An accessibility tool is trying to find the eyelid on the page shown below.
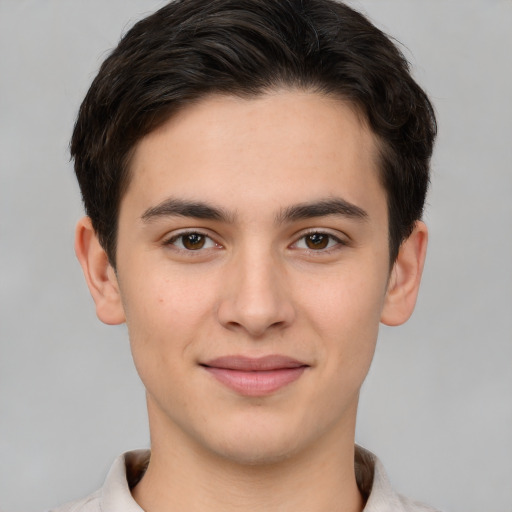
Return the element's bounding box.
[162,229,223,250]
[290,228,349,252]
[160,227,348,252]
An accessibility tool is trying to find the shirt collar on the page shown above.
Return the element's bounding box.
[355,445,412,512]
[100,450,148,512]
[99,446,411,512]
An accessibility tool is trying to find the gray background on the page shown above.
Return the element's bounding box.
[1,1,511,511]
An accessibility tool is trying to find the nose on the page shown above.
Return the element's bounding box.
[216,247,296,338]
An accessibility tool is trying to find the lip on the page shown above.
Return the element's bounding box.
[201,355,309,397]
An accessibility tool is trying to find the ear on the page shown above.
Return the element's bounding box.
[380,221,428,326]
[74,217,126,325]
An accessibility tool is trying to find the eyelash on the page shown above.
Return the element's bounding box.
[163,231,221,252]
[163,230,347,254]
[291,230,347,254]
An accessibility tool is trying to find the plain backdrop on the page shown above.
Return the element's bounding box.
[1,1,511,511]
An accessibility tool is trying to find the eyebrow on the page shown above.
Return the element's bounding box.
[141,197,368,225]
[276,198,368,224]
[141,198,233,223]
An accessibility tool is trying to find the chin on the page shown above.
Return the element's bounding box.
[200,421,308,467]
[213,440,299,467]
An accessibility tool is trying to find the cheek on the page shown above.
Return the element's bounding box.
[120,269,218,374]
[123,267,214,327]
[294,261,387,365]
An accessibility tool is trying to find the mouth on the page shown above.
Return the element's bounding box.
[200,355,309,397]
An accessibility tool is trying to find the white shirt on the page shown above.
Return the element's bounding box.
[50,446,440,512]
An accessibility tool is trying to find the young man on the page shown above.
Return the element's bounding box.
[56,0,437,510]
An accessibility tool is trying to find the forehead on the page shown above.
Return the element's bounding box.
[123,90,385,221]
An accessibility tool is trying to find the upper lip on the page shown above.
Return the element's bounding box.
[201,355,308,371]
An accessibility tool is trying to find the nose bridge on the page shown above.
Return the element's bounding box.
[217,239,294,336]
[238,243,279,304]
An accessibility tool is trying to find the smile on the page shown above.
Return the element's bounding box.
[201,355,309,397]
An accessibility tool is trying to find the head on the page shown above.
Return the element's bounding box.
[71,0,436,268]
[72,0,435,468]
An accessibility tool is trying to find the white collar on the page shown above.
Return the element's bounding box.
[92,446,437,512]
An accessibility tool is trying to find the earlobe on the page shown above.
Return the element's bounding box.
[380,221,428,326]
[74,217,126,325]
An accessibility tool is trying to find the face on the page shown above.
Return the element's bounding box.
[87,90,420,464]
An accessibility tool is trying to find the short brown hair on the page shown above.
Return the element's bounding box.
[71,0,436,266]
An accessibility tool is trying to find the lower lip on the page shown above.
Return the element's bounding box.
[203,366,307,396]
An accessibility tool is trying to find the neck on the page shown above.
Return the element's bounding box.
[132,399,364,512]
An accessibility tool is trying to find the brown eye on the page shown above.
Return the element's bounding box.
[305,233,330,250]
[181,233,206,250]
[166,231,220,252]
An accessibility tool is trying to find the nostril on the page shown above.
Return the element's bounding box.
[215,269,296,336]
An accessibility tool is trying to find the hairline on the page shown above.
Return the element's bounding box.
[106,86,392,269]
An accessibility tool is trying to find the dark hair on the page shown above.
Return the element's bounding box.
[71,0,436,266]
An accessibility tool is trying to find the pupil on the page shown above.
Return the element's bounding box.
[306,234,328,250]
[183,233,205,250]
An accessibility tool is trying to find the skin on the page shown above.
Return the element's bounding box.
[76,90,427,512]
